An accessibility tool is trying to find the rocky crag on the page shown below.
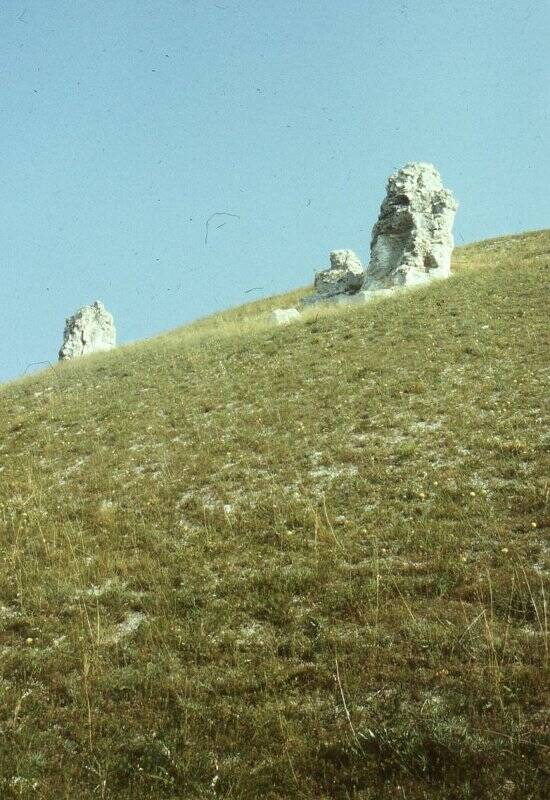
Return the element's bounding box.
[364,162,458,289]
[300,249,365,307]
[290,162,458,315]
[58,301,116,361]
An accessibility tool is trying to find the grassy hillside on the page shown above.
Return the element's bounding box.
[0,230,548,799]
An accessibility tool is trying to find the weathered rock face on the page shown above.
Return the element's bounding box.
[301,250,364,306]
[59,301,116,361]
[315,250,364,296]
[364,163,458,290]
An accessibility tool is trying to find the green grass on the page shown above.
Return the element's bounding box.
[0,230,548,799]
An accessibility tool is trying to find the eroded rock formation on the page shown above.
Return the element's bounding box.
[59,301,116,361]
[364,162,458,289]
[301,250,364,306]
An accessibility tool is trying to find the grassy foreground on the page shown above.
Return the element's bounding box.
[0,230,548,799]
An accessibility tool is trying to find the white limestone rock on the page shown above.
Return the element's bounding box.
[333,287,396,306]
[271,308,300,325]
[301,249,364,306]
[364,163,458,290]
[59,300,116,361]
[315,250,364,296]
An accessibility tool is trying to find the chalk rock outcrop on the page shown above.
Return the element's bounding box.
[364,162,458,289]
[271,308,300,325]
[301,250,364,306]
[59,301,116,361]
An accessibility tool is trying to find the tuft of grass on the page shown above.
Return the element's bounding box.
[0,229,549,799]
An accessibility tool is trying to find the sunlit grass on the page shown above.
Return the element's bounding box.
[0,229,548,799]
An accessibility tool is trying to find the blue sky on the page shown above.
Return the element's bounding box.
[1,0,548,382]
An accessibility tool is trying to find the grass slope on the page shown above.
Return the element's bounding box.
[0,230,549,799]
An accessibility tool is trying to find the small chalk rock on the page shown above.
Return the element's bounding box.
[59,300,116,361]
[271,308,300,325]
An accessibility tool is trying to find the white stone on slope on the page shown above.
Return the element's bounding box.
[301,249,365,306]
[332,288,396,306]
[364,162,458,289]
[58,300,116,361]
[271,308,300,325]
[314,249,364,296]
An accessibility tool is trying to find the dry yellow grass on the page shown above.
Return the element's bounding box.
[0,230,548,799]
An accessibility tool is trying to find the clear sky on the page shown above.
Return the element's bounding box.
[1,0,548,383]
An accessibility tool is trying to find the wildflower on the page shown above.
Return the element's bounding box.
[469,491,476,497]
[501,547,509,554]
[531,522,537,528]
